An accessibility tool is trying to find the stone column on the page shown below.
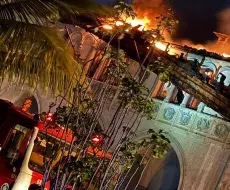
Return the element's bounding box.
[13,127,39,190]
[164,85,177,103]
[197,102,206,112]
[180,93,191,107]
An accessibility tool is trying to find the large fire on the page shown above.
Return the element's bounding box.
[102,12,180,55]
[102,15,229,58]
[104,17,170,51]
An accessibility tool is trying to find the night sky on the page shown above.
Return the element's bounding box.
[92,0,230,44]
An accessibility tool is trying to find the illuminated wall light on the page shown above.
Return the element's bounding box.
[46,113,54,122]
[91,135,103,145]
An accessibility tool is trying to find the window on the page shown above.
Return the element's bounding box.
[29,133,62,173]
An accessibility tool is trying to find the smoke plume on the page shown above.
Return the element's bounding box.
[218,8,230,35]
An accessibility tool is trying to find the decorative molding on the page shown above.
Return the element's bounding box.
[196,117,211,132]
[213,124,229,139]
[163,107,176,121]
[179,111,193,126]
[153,103,161,114]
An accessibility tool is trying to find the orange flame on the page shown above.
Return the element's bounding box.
[155,42,167,51]
[103,16,176,54]
[154,41,177,55]
[102,24,113,30]
[115,21,124,26]
[126,17,150,31]
[222,53,230,58]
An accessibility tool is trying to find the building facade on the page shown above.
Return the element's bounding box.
[0,24,230,189]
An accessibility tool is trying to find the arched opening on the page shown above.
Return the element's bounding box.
[146,149,180,190]
[29,96,39,114]
[214,67,230,95]
[200,62,217,73]
[80,34,95,60]
[218,67,230,86]
[14,94,39,114]
[200,62,216,83]
[157,82,171,100]
[69,30,82,54]
[119,147,181,190]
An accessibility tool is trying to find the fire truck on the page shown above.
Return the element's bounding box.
[0,98,72,189]
[0,99,110,190]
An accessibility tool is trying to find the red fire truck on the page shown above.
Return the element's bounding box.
[0,99,111,190]
[0,98,75,189]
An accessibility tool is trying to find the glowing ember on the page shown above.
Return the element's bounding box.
[103,24,113,30]
[222,53,230,58]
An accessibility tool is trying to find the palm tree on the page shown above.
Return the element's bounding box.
[0,0,112,96]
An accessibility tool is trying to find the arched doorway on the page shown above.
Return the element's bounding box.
[28,96,39,114]
[118,148,180,190]
[146,149,180,190]
[14,95,39,114]
[218,66,230,86]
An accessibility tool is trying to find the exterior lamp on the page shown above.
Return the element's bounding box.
[46,112,54,122]
[91,135,103,145]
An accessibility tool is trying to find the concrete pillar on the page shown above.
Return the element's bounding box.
[180,93,191,107]
[197,102,206,112]
[164,85,177,103]
[13,127,39,190]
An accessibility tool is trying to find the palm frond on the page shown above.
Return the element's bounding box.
[61,0,115,17]
[0,20,83,97]
[0,0,73,25]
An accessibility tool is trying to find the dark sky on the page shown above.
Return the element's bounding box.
[93,0,230,44]
[169,0,230,43]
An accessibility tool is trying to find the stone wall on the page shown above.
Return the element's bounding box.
[0,23,230,189]
[135,100,230,190]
